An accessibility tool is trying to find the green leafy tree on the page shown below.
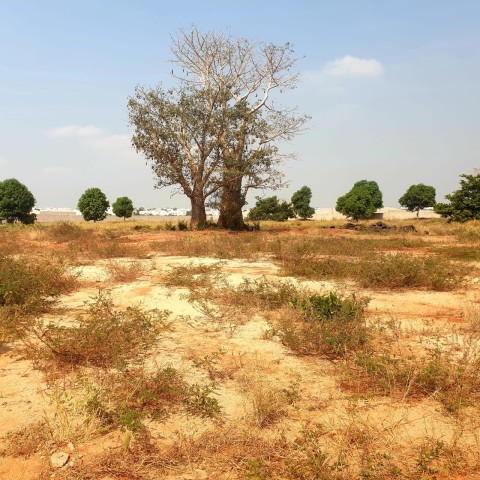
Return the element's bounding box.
[247,196,294,222]
[336,180,383,221]
[434,172,480,222]
[399,184,436,219]
[352,180,383,209]
[0,178,36,224]
[291,186,315,220]
[112,196,134,220]
[77,188,109,222]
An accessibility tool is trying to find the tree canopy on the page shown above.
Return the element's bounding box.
[335,180,383,221]
[128,26,308,229]
[399,184,436,218]
[112,196,134,220]
[247,196,294,222]
[291,186,315,220]
[434,172,480,222]
[77,188,110,222]
[0,178,36,224]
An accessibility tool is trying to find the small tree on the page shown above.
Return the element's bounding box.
[291,186,315,220]
[112,196,134,220]
[247,196,294,222]
[0,178,36,224]
[77,188,109,222]
[399,184,436,219]
[336,180,383,221]
[434,172,480,222]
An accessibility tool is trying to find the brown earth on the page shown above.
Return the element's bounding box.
[1,226,479,479]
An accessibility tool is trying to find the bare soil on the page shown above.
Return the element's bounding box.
[1,225,479,479]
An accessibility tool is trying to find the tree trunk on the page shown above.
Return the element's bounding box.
[217,178,246,230]
[190,195,207,229]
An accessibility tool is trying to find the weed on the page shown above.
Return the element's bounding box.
[163,262,223,289]
[105,259,145,282]
[277,292,369,358]
[0,422,50,457]
[184,384,222,418]
[177,220,190,231]
[358,254,463,290]
[192,347,227,381]
[218,276,304,311]
[46,222,87,243]
[0,254,78,342]
[77,365,221,434]
[346,345,480,413]
[33,291,170,368]
[283,252,463,291]
[118,410,144,432]
[242,368,298,428]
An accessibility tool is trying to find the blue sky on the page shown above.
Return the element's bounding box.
[1,0,479,208]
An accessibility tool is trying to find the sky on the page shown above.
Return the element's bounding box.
[1,0,479,209]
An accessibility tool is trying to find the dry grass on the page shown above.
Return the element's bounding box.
[105,259,146,282]
[30,291,170,369]
[1,219,480,480]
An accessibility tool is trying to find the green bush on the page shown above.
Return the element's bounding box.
[278,292,369,357]
[247,196,294,222]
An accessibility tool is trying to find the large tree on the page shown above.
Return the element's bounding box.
[399,183,436,219]
[129,86,225,227]
[129,26,308,229]
[0,178,36,224]
[434,172,480,222]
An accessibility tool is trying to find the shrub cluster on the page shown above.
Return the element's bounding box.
[276,292,369,357]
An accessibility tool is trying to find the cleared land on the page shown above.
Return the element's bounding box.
[0,219,479,480]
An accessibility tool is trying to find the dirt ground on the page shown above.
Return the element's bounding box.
[1,224,479,479]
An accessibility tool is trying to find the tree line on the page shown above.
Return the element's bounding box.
[1,173,479,225]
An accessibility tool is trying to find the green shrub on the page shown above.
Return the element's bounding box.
[277,292,369,357]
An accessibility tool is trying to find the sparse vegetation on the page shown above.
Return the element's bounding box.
[1,219,480,480]
[276,292,370,357]
[30,291,170,369]
[0,254,78,342]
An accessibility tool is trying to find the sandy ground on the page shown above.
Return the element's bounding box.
[0,231,479,479]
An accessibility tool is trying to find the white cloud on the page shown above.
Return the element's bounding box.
[44,166,71,174]
[84,134,135,160]
[87,134,131,153]
[48,125,103,138]
[0,155,6,164]
[323,55,383,77]
[48,125,136,160]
